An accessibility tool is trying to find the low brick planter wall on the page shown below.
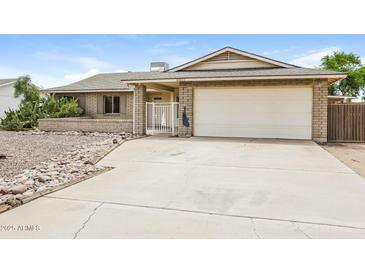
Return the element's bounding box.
[38,117,133,133]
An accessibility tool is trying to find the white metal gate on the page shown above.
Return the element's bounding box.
[146,102,179,136]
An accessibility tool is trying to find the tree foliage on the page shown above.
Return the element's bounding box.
[0,76,83,131]
[320,52,365,97]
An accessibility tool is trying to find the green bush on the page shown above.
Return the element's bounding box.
[0,76,83,131]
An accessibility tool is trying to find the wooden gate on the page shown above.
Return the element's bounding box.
[328,103,365,142]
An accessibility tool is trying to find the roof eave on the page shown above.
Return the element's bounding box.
[167,46,299,72]
[42,88,133,93]
[123,74,347,84]
[0,81,16,88]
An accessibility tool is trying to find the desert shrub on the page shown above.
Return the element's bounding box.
[0,76,83,131]
[46,96,83,118]
[0,109,25,131]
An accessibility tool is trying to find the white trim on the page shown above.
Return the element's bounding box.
[193,86,313,139]
[193,85,313,90]
[44,89,133,93]
[0,81,16,88]
[125,79,178,84]
[123,74,346,84]
[179,75,347,82]
[168,47,296,72]
[328,95,357,99]
[200,59,269,64]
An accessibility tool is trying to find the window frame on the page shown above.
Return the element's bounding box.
[104,95,120,114]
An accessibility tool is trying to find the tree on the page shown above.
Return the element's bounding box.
[320,52,365,97]
[0,76,83,131]
[14,75,41,102]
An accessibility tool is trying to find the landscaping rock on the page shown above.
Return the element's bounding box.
[37,175,51,183]
[22,190,35,197]
[10,185,27,194]
[24,179,35,186]
[36,186,48,193]
[0,186,9,195]
[7,198,21,207]
[0,130,134,212]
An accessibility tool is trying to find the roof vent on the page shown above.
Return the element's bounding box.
[150,62,169,72]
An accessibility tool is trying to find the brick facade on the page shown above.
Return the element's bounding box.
[53,79,329,141]
[134,84,147,135]
[84,92,133,119]
[312,80,328,142]
[177,85,193,137]
[56,92,133,119]
[38,118,133,133]
[174,79,328,142]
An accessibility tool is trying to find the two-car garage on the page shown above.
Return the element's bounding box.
[193,87,313,140]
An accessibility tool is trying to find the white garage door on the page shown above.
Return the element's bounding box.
[194,87,312,139]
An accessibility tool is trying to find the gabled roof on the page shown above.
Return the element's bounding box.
[44,46,347,93]
[44,73,133,92]
[168,46,299,72]
[45,67,346,93]
[0,78,16,87]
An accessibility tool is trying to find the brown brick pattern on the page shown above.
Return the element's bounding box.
[134,84,147,135]
[175,79,328,142]
[177,85,193,137]
[38,118,133,133]
[312,80,328,142]
[84,92,133,119]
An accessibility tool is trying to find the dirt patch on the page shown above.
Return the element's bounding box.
[321,143,365,179]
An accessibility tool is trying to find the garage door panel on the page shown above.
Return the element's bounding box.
[194,124,310,139]
[196,113,311,126]
[196,99,311,113]
[194,87,312,139]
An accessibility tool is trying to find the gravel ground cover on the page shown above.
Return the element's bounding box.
[0,130,134,212]
[0,130,111,178]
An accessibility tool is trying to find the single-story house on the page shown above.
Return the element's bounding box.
[0,78,19,118]
[43,47,347,142]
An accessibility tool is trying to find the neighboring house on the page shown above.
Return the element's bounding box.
[0,79,19,118]
[43,47,346,142]
[328,95,357,104]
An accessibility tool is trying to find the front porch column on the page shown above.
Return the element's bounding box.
[312,79,328,143]
[134,84,147,135]
[178,84,193,137]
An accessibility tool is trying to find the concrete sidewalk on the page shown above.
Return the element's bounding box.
[1,137,365,238]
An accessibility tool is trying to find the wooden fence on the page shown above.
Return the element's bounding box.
[328,103,365,142]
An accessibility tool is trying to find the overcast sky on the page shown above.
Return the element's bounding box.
[0,34,364,88]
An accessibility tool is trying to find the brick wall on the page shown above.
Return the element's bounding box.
[177,85,193,137]
[312,80,328,142]
[134,84,146,135]
[176,79,328,142]
[83,92,133,119]
[38,118,133,133]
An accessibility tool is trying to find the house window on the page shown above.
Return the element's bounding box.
[104,96,120,114]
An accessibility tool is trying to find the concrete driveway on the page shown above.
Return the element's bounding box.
[1,136,365,238]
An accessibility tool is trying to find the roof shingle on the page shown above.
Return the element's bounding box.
[44,68,346,92]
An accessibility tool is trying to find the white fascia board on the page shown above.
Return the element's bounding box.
[44,89,133,93]
[169,47,296,72]
[123,74,346,84]
[0,81,16,88]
